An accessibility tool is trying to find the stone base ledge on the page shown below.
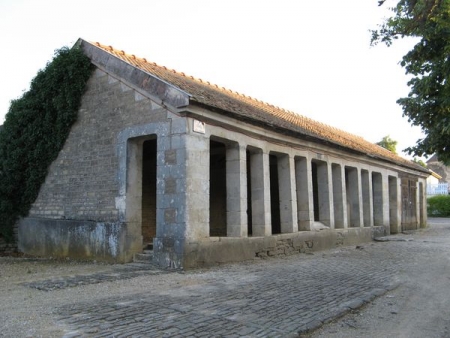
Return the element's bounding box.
[18,217,135,263]
[183,226,386,268]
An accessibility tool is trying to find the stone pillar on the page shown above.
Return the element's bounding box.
[414,181,420,229]
[361,170,373,227]
[295,156,313,231]
[372,172,384,226]
[184,133,210,240]
[381,172,390,232]
[126,140,143,226]
[278,155,298,233]
[388,175,401,234]
[418,179,427,228]
[332,163,346,229]
[250,150,272,236]
[315,160,332,226]
[226,144,248,237]
[346,166,361,227]
[154,133,188,269]
[326,162,335,229]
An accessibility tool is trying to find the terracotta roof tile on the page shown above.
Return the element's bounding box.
[90,41,427,173]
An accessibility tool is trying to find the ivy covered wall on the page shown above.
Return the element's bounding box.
[0,46,93,242]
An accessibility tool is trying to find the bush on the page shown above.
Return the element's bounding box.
[0,46,93,241]
[427,195,450,217]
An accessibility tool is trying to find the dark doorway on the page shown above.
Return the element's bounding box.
[142,139,157,248]
[246,150,253,236]
[210,140,227,236]
[269,154,281,234]
[312,162,320,221]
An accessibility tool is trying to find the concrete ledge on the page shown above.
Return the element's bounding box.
[18,217,133,263]
[183,226,386,268]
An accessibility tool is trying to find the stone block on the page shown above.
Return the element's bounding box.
[165,150,177,165]
[164,209,177,223]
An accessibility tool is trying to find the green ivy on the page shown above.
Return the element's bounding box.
[0,46,93,241]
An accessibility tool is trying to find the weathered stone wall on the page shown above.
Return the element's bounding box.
[20,68,175,262]
[28,68,168,221]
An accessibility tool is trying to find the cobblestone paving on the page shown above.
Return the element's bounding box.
[27,224,445,338]
[54,241,425,338]
[23,263,171,291]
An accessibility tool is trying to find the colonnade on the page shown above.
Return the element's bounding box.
[208,137,414,238]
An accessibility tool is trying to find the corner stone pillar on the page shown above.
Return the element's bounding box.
[184,133,210,240]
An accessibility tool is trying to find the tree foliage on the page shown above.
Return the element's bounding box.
[372,0,450,163]
[376,135,398,153]
[0,46,93,241]
[412,157,427,167]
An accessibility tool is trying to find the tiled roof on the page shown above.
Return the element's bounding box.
[87,41,427,173]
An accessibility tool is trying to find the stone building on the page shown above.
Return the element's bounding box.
[18,39,429,268]
[427,155,450,185]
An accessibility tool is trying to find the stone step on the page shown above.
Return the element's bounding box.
[134,251,153,262]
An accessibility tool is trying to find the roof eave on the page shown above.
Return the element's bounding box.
[187,100,430,175]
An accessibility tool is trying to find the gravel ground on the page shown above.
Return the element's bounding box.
[0,258,183,337]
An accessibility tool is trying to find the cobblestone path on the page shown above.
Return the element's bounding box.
[23,263,171,291]
[55,241,419,338]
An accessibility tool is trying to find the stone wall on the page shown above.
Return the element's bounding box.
[28,68,168,221]
[19,69,185,266]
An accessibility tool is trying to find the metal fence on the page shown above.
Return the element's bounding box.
[427,183,449,196]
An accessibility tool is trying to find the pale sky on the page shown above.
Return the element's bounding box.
[0,0,425,159]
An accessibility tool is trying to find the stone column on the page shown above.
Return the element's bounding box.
[278,154,298,233]
[295,156,313,231]
[316,160,332,226]
[346,166,361,227]
[388,175,401,234]
[326,162,335,229]
[372,172,384,226]
[380,172,390,234]
[250,150,272,236]
[332,163,346,229]
[361,170,373,227]
[226,144,248,237]
[418,179,427,228]
[184,133,210,240]
[414,180,419,229]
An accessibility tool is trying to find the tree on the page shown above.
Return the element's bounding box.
[412,157,427,167]
[371,0,450,163]
[376,135,398,153]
